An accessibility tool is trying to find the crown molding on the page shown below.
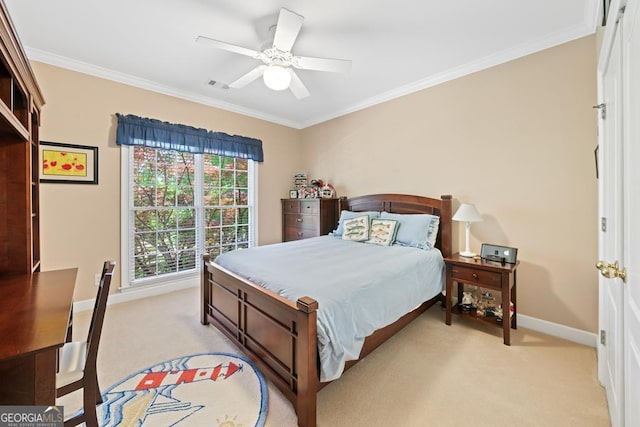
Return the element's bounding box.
[25,47,302,129]
[300,22,597,128]
[585,0,604,31]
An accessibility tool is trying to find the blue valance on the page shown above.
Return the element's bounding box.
[115,114,264,162]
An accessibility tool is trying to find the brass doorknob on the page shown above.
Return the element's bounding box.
[596,260,627,283]
[596,260,615,271]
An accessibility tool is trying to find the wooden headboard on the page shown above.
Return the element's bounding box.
[339,193,452,258]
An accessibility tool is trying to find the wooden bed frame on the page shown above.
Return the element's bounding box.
[201,193,452,427]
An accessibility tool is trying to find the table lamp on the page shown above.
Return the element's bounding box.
[452,203,482,257]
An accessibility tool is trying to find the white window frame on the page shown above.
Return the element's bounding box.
[120,145,258,291]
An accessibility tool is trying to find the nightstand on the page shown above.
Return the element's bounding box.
[445,253,520,345]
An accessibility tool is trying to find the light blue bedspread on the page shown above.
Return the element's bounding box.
[214,235,444,381]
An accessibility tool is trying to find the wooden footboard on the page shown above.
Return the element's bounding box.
[201,254,320,426]
[201,258,440,426]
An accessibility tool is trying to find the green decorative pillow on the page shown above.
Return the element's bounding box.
[341,215,370,241]
[366,219,399,246]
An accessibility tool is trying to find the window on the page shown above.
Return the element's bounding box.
[202,153,251,257]
[123,146,255,286]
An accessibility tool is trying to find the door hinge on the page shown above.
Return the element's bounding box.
[600,330,606,346]
[601,217,607,232]
[593,103,606,120]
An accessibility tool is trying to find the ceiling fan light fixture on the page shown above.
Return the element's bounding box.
[263,64,291,91]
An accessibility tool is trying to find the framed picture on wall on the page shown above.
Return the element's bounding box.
[39,141,99,184]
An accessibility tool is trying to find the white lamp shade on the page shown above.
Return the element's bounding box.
[453,203,482,257]
[263,65,291,91]
[452,203,482,222]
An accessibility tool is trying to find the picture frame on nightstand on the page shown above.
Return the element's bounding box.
[289,189,298,199]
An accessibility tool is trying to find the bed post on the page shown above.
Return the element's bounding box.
[201,254,210,325]
[440,195,452,258]
[295,296,319,427]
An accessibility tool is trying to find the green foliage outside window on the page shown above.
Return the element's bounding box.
[131,147,250,280]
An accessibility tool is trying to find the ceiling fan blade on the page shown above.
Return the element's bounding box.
[196,36,260,58]
[272,8,304,52]
[289,70,310,99]
[293,56,352,73]
[229,65,268,88]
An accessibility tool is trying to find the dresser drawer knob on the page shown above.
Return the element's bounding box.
[296,218,303,222]
[297,232,303,236]
[472,273,479,280]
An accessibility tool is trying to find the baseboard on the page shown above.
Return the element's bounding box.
[73,276,199,312]
[74,281,597,348]
[518,314,597,348]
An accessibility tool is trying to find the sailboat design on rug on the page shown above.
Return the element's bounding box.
[98,353,268,427]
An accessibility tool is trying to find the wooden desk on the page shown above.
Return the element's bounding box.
[0,268,77,404]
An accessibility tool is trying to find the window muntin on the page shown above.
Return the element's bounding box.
[203,154,250,259]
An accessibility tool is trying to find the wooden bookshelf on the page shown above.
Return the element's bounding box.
[0,0,45,275]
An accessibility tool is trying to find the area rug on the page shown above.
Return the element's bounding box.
[98,352,268,427]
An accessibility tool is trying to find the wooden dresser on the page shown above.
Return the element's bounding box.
[281,198,339,242]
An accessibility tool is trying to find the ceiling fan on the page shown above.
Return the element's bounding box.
[196,8,351,99]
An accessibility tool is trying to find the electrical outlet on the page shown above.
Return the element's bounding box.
[95,273,101,286]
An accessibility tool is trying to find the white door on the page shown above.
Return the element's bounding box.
[597,4,625,427]
[622,0,640,424]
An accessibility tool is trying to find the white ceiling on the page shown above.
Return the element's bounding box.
[5,0,600,129]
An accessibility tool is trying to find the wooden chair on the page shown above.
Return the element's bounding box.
[56,261,116,427]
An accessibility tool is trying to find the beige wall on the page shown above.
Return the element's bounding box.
[301,36,598,332]
[33,62,302,301]
[33,34,598,332]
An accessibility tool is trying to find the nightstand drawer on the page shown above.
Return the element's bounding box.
[451,265,502,287]
[284,227,320,241]
[284,214,319,230]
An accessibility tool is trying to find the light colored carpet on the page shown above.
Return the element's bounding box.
[59,287,610,426]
